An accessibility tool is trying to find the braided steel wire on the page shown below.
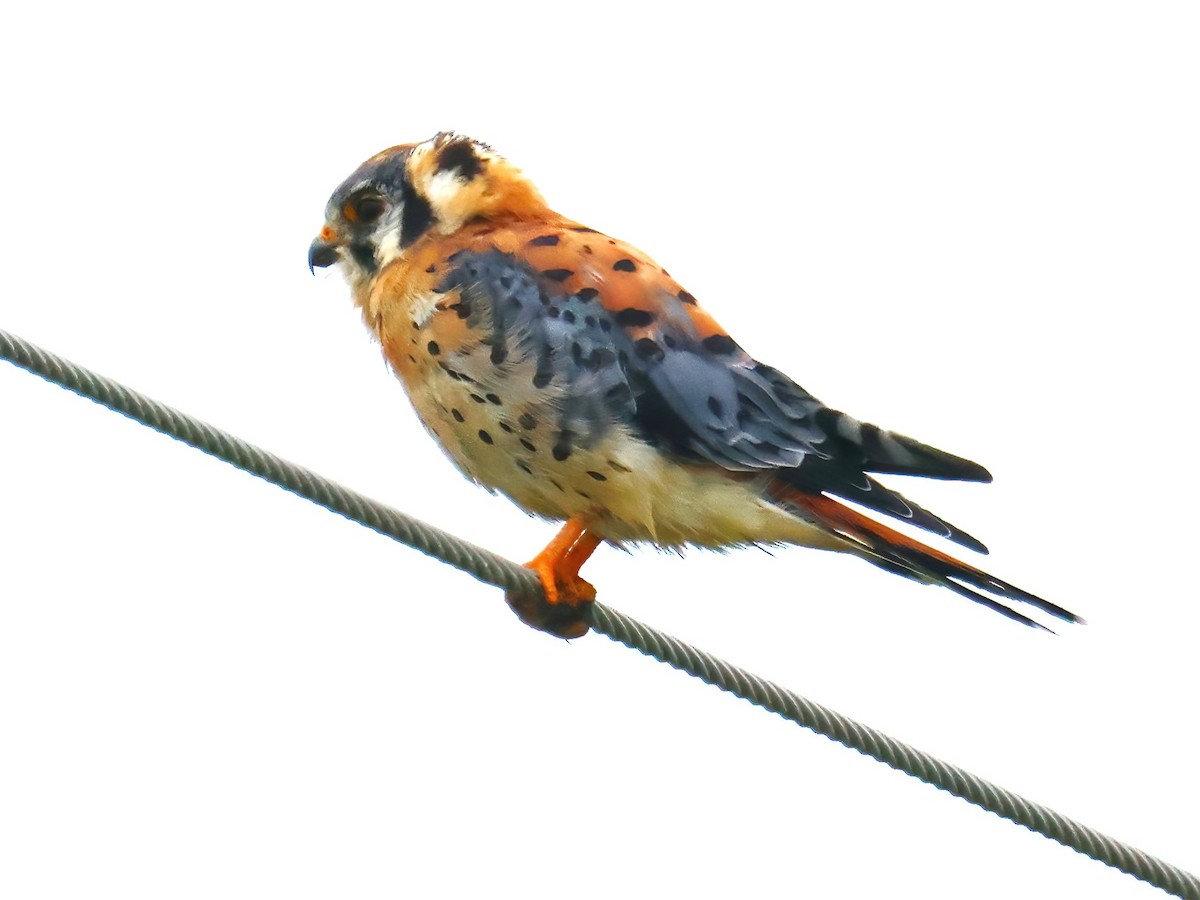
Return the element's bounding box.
[3,327,1196,899]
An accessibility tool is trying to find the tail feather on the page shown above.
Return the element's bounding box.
[775,487,1080,628]
[780,463,990,554]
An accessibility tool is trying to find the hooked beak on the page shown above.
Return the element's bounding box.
[308,227,341,274]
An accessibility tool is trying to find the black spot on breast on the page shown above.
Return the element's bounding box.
[499,422,514,433]
[517,460,533,475]
[520,438,537,452]
[599,319,612,332]
[614,308,655,327]
[608,460,632,473]
[425,264,437,273]
[528,234,560,247]
[485,393,502,405]
[575,490,592,500]
[451,409,464,422]
[449,302,471,319]
[541,268,573,283]
[562,310,576,324]
[634,337,665,363]
[612,258,637,272]
[427,341,441,356]
[547,306,561,319]
[490,344,508,365]
[532,370,552,389]
[569,226,599,233]
[552,442,572,461]
[436,138,484,180]
[478,429,494,445]
[576,287,599,303]
[447,249,467,263]
[663,334,677,349]
[702,334,739,355]
[499,275,514,289]
[519,413,537,430]
[678,290,697,305]
[707,396,723,416]
[586,470,607,482]
[470,393,486,403]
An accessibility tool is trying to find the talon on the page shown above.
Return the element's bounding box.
[503,518,601,639]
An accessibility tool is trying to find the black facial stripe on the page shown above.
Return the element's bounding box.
[399,176,435,248]
[348,242,377,274]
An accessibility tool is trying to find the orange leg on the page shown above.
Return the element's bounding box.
[505,517,602,639]
[526,517,602,605]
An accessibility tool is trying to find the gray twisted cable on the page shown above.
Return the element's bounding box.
[588,604,1198,899]
[3,326,1197,900]
[0,328,538,599]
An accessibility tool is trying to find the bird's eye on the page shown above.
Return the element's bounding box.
[345,195,386,224]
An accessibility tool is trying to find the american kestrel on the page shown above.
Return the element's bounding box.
[309,133,1078,638]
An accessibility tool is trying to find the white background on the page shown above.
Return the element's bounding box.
[2,2,1197,898]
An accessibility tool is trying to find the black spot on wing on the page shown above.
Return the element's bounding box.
[614,308,655,327]
[633,338,664,362]
[528,234,561,247]
[702,334,739,355]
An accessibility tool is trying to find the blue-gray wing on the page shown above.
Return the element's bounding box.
[437,248,990,551]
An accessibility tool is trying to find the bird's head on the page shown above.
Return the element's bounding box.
[308,133,546,288]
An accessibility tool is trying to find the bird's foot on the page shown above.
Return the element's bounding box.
[504,518,600,639]
[505,563,595,639]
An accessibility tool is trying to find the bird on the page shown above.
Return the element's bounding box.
[309,132,1078,638]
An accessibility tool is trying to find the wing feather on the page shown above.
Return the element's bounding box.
[432,233,994,552]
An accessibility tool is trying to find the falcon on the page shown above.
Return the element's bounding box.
[309,133,1078,638]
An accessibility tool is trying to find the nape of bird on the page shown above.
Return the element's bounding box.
[309,133,1078,638]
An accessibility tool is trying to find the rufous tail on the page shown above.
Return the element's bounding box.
[775,487,1080,630]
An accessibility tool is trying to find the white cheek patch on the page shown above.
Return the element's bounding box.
[373,207,405,268]
[424,170,468,230]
